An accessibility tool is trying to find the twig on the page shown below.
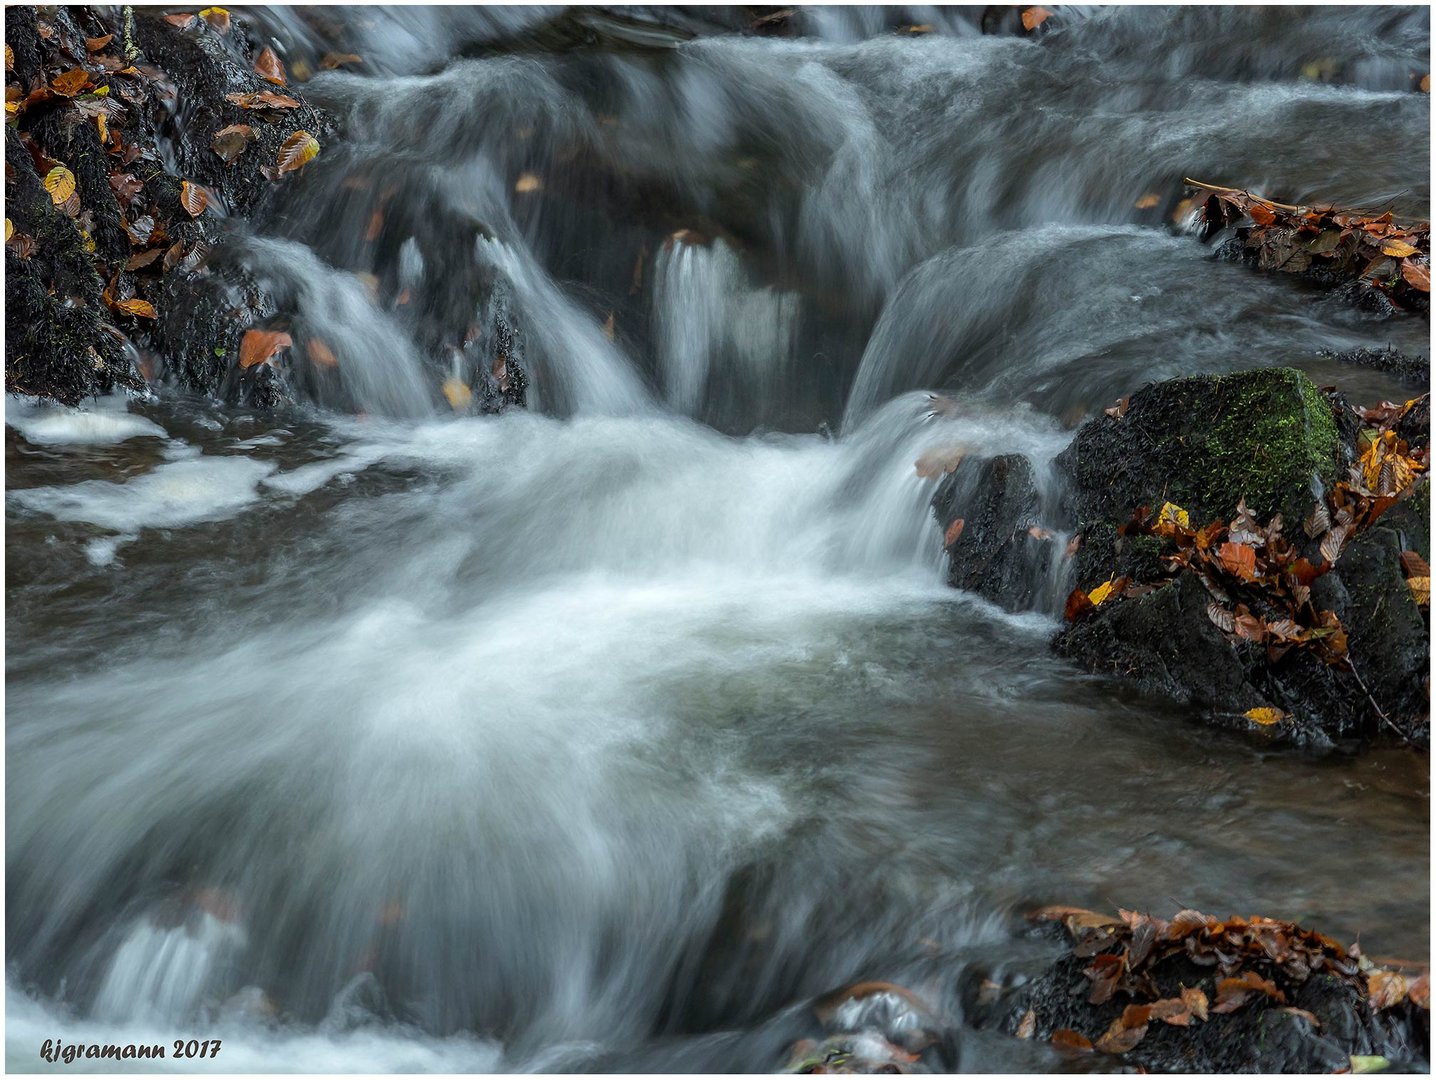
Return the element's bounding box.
[1183,177,1306,214]
[1346,657,1411,746]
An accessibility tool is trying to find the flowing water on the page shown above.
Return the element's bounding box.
[6,6,1430,1072]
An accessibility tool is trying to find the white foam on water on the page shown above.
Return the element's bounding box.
[10,456,277,533]
[6,395,167,446]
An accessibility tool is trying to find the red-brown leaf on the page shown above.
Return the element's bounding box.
[239,329,293,369]
[255,46,286,85]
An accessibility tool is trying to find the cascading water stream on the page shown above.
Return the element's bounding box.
[6,6,1429,1072]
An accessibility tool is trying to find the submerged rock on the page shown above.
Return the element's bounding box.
[1052,367,1428,746]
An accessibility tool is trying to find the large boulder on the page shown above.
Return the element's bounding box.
[1053,367,1428,746]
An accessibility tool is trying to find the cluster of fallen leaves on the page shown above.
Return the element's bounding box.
[1024,906,1429,1059]
[1184,178,1430,311]
[1066,394,1429,718]
[5,10,322,335]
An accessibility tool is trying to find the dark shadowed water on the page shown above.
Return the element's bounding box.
[6,6,1429,1072]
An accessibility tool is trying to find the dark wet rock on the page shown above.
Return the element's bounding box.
[1002,950,1428,1073]
[1057,366,1342,586]
[932,454,1054,612]
[1323,345,1430,385]
[5,5,331,405]
[1051,367,1428,746]
[4,127,141,405]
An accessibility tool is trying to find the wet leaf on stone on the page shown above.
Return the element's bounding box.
[1402,261,1430,292]
[1217,541,1257,581]
[1244,707,1286,726]
[1380,238,1420,258]
[226,90,301,110]
[944,518,965,547]
[43,165,76,205]
[114,297,157,318]
[276,131,320,174]
[515,172,543,194]
[51,68,93,97]
[164,13,197,27]
[255,46,286,85]
[179,180,208,216]
[1016,1007,1036,1038]
[199,6,230,31]
[86,34,114,51]
[211,123,256,162]
[1351,1055,1391,1074]
[240,328,293,369]
[1050,1029,1093,1052]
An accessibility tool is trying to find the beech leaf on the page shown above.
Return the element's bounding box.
[239,329,293,369]
[276,130,320,175]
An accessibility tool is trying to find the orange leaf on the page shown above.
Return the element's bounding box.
[179,180,208,216]
[1402,261,1430,292]
[944,518,965,547]
[1248,203,1277,227]
[239,329,293,369]
[114,297,157,319]
[255,46,286,85]
[1051,1029,1093,1052]
[86,33,114,51]
[1217,541,1257,581]
[163,13,196,27]
[225,90,300,110]
[1134,193,1160,210]
[1021,6,1052,30]
[50,68,91,97]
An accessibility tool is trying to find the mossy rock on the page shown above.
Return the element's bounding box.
[1058,367,1342,587]
[1058,366,1340,530]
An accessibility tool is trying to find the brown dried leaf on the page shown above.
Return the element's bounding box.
[114,297,157,319]
[944,518,965,547]
[86,33,114,51]
[1094,1016,1147,1055]
[239,329,293,369]
[211,123,256,162]
[1051,1029,1094,1052]
[255,46,286,85]
[1016,1008,1036,1039]
[179,180,208,216]
[163,13,196,27]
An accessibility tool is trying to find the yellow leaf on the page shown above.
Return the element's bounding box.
[199,6,230,31]
[276,130,320,175]
[91,85,109,97]
[442,377,472,411]
[1088,578,1117,605]
[514,172,542,194]
[43,165,76,205]
[1135,193,1160,210]
[80,229,95,252]
[5,100,20,117]
[5,44,13,71]
[1380,238,1420,258]
[4,218,11,242]
[1155,501,1190,535]
[1407,576,1430,608]
[1351,1056,1391,1074]
[96,111,107,144]
[1244,707,1287,726]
